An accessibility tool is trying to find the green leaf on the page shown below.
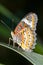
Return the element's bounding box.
[0,4,20,21]
[0,43,43,65]
[0,64,5,65]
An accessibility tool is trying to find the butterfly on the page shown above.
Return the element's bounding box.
[9,12,38,52]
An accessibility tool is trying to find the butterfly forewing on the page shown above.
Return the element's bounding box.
[11,12,38,51]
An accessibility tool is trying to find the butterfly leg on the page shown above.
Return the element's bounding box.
[13,41,16,48]
[18,45,20,50]
[9,37,16,48]
[17,42,21,50]
[9,37,13,45]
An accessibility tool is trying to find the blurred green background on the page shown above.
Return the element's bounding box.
[0,0,43,65]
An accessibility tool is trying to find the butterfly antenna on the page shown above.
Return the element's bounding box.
[0,20,11,31]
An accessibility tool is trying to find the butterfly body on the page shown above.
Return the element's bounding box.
[11,13,38,51]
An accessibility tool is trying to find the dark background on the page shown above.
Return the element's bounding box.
[0,0,43,65]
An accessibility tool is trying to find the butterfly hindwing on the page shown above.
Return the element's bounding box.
[11,12,38,51]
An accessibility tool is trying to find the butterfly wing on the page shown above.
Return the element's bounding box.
[13,26,36,51]
[12,12,38,51]
[21,12,38,31]
[14,13,38,34]
[19,27,36,51]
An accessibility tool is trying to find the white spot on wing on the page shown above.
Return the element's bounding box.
[22,18,32,28]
